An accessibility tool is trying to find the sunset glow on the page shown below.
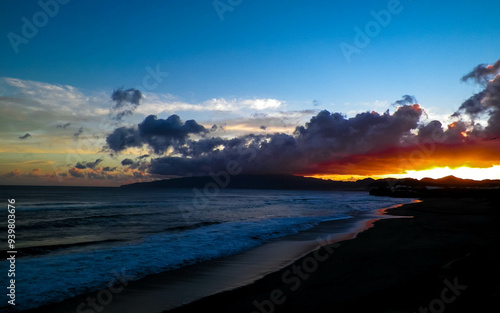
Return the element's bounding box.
[310,165,500,182]
[400,166,500,181]
[1,2,500,186]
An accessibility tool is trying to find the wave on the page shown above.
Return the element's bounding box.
[164,221,222,232]
[16,239,125,257]
[18,211,163,230]
[7,191,416,311]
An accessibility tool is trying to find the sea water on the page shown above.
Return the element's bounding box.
[0,186,413,311]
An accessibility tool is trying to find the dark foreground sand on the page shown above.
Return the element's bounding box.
[20,196,500,313]
[167,197,500,313]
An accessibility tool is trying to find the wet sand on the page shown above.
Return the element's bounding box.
[166,197,500,313]
[20,205,393,313]
[20,197,500,313]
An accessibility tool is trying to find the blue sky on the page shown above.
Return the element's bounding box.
[1,0,499,185]
[2,0,499,109]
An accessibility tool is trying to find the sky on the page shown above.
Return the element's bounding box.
[1,0,500,186]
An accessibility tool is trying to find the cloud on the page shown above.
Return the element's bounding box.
[111,88,143,120]
[0,77,113,154]
[120,156,149,171]
[56,123,71,128]
[145,104,425,176]
[296,104,423,156]
[454,60,500,137]
[0,78,107,123]
[145,97,500,178]
[74,158,103,169]
[121,158,134,166]
[105,126,142,152]
[19,133,31,140]
[106,114,207,153]
[68,167,85,178]
[67,159,117,180]
[461,59,500,84]
[73,127,84,140]
[134,94,285,116]
[5,169,21,177]
[29,168,42,176]
[214,110,318,137]
[391,95,418,107]
[240,98,283,110]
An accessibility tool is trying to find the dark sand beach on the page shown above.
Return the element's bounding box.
[167,196,500,313]
[20,195,499,313]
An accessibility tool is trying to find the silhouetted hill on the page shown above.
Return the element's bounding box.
[121,174,373,191]
[421,175,495,186]
[369,175,500,198]
[121,174,500,195]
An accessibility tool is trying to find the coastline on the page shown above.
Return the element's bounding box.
[18,199,408,313]
[166,196,500,313]
[18,196,500,313]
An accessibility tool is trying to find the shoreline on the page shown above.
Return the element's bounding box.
[166,196,500,313]
[18,200,411,313]
[18,196,500,313]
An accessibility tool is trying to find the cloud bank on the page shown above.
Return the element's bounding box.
[102,60,500,178]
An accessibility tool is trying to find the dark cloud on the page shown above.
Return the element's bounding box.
[74,162,86,170]
[391,95,417,107]
[111,88,143,120]
[74,158,103,170]
[56,123,71,129]
[106,126,142,152]
[295,105,423,157]
[417,120,445,141]
[19,133,31,140]
[68,168,85,178]
[461,59,500,84]
[455,60,500,137]
[148,105,424,176]
[210,124,225,132]
[260,125,267,130]
[74,127,84,140]
[106,114,207,153]
[149,139,261,176]
[121,158,135,166]
[121,156,149,170]
[105,61,500,178]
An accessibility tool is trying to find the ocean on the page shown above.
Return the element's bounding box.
[1,186,413,311]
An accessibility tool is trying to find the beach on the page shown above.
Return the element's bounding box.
[18,194,499,313]
[166,196,500,313]
[18,195,400,313]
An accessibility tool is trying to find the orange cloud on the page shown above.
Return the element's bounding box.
[301,140,500,177]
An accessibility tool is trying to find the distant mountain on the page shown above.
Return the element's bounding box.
[420,176,500,187]
[121,174,500,194]
[369,175,500,198]
[121,174,374,191]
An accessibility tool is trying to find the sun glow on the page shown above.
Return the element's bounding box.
[401,166,500,181]
[310,165,500,182]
